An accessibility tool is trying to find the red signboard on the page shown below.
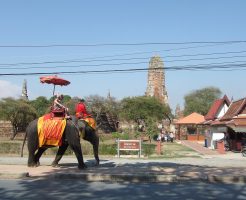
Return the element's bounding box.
[117,139,142,157]
[120,141,140,150]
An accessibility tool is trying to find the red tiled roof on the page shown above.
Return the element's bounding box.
[226,117,246,126]
[220,98,246,121]
[210,120,227,126]
[204,95,230,120]
[175,112,205,125]
[202,120,212,125]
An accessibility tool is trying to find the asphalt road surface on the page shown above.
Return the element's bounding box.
[0,179,245,200]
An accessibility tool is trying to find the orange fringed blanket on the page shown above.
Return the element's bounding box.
[37,114,66,147]
[84,117,96,130]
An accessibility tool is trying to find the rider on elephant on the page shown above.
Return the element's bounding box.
[75,98,96,138]
[75,98,90,119]
[53,94,70,118]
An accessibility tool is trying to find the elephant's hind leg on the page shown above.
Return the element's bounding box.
[34,147,47,166]
[52,143,69,167]
[28,148,38,167]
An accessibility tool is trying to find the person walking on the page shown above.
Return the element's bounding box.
[160,130,165,142]
[170,132,174,143]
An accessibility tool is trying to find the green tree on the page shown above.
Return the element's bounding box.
[145,117,159,142]
[0,98,37,139]
[119,96,172,140]
[183,87,222,116]
[119,96,171,122]
[30,96,50,117]
[63,95,72,103]
[65,96,80,115]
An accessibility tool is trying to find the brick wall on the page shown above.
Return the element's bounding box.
[0,120,13,138]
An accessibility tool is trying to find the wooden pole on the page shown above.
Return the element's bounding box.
[52,85,56,96]
[156,141,161,155]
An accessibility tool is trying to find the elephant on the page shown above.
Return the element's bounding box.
[22,116,99,169]
[51,116,100,167]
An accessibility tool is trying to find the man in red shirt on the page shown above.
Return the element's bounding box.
[75,99,90,119]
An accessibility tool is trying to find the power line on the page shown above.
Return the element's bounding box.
[167,63,246,71]
[0,40,245,75]
[1,52,246,70]
[1,58,246,71]
[0,43,234,66]
[0,40,245,48]
[1,49,246,67]
[1,63,246,76]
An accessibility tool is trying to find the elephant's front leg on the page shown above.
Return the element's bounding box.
[70,143,87,169]
[51,143,69,167]
[84,129,100,166]
[92,137,100,166]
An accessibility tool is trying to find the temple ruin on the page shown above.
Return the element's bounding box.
[145,56,168,105]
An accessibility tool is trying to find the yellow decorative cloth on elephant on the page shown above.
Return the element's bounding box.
[83,117,96,130]
[37,114,66,147]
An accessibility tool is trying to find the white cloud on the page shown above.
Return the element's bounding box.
[0,80,21,99]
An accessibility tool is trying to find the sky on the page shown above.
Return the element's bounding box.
[0,1,246,112]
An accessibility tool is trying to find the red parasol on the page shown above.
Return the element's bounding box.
[40,75,70,96]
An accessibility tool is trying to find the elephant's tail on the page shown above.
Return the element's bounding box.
[21,130,27,157]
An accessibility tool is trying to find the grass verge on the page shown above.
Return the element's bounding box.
[0,137,201,158]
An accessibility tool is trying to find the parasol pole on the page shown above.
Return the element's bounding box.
[52,84,56,96]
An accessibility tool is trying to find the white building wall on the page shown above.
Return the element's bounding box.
[216,104,229,119]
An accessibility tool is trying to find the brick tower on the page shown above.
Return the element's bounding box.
[21,79,29,101]
[145,56,168,105]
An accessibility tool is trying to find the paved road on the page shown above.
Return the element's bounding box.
[0,151,245,167]
[0,154,246,184]
[0,179,246,200]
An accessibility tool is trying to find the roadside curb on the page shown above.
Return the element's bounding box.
[50,173,246,184]
[49,173,178,183]
[207,175,246,184]
[1,172,245,184]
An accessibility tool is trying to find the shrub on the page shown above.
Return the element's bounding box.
[99,143,117,155]
[142,143,155,156]
[111,132,129,140]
